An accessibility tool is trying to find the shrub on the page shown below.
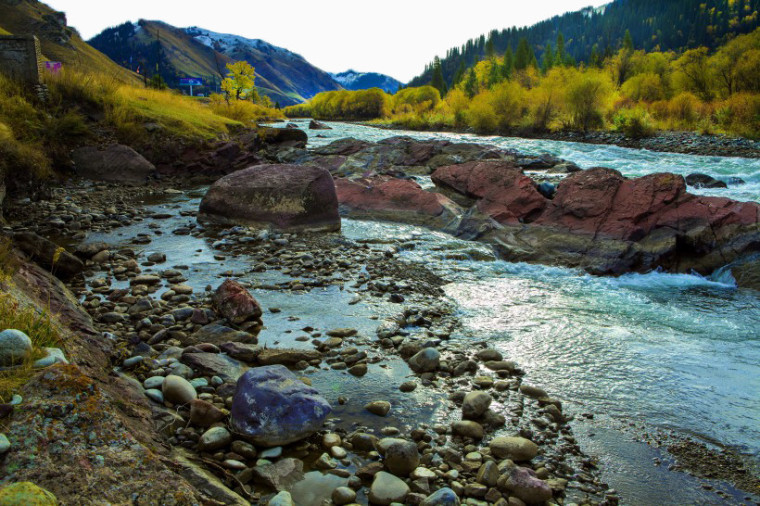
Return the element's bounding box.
[467,92,498,132]
[717,93,760,138]
[613,107,655,138]
[565,70,612,131]
[667,92,701,127]
[393,86,440,113]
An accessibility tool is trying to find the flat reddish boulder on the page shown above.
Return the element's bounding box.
[433,161,546,224]
[335,177,461,230]
[198,164,340,232]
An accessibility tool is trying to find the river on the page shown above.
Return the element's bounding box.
[270,120,760,504]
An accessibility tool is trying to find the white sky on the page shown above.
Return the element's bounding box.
[45,0,609,82]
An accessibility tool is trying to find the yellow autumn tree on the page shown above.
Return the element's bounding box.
[221,61,258,101]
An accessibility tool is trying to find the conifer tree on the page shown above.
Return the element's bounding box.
[502,45,514,78]
[453,60,466,85]
[515,38,536,71]
[556,32,567,66]
[464,68,478,98]
[542,43,555,73]
[623,29,634,51]
[430,56,447,96]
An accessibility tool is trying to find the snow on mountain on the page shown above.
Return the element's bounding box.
[184,27,299,61]
[330,70,402,94]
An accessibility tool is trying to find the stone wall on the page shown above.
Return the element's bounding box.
[0,35,42,84]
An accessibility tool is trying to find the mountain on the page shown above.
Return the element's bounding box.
[0,0,140,83]
[409,0,760,88]
[89,21,342,106]
[330,70,402,93]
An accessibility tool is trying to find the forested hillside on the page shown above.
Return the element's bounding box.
[409,0,760,88]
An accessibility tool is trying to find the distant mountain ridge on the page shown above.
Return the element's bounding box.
[330,70,402,93]
[89,20,342,106]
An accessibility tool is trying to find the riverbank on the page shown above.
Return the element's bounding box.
[360,121,760,159]
[1,127,759,504]
[4,177,760,505]
[1,178,616,505]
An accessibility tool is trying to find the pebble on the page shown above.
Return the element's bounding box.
[162,375,197,405]
[122,356,143,368]
[259,446,283,459]
[451,421,484,440]
[462,391,492,419]
[399,381,417,392]
[197,427,232,452]
[366,400,391,417]
[490,436,538,461]
[330,446,347,459]
[331,486,356,505]
[143,376,165,389]
[420,487,460,506]
[0,433,10,454]
[145,389,164,403]
[369,471,410,505]
[32,347,68,368]
[268,490,294,506]
[384,440,420,477]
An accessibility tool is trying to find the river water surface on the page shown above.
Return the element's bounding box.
[270,121,760,504]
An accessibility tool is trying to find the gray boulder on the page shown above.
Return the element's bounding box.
[230,365,331,446]
[72,144,156,183]
[198,164,340,232]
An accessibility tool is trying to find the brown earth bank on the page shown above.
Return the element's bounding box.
[0,128,759,504]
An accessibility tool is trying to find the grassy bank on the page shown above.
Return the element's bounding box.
[0,69,284,190]
[0,238,62,401]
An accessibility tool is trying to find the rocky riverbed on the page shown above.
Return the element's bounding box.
[1,179,617,505]
[1,129,759,505]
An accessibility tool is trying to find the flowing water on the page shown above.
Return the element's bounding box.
[88,122,760,504]
[271,121,760,504]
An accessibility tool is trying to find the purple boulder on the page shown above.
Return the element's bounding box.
[230,365,331,447]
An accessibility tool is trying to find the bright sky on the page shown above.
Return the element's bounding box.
[45,0,609,82]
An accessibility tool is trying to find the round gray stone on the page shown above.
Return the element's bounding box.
[0,329,32,366]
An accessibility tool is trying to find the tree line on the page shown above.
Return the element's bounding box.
[409,0,760,89]
[284,27,760,139]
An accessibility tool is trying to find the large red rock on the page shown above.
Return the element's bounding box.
[433,163,760,275]
[433,161,547,224]
[335,177,461,230]
[198,164,340,232]
[213,279,262,325]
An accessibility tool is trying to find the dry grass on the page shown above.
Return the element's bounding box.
[0,293,62,402]
[0,239,62,401]
[208,94,285,125]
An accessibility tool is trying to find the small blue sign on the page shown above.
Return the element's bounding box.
[179,77,203,86]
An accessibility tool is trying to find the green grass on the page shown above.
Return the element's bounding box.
[0,239,62,402]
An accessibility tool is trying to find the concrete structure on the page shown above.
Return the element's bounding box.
[0,35,43,84]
